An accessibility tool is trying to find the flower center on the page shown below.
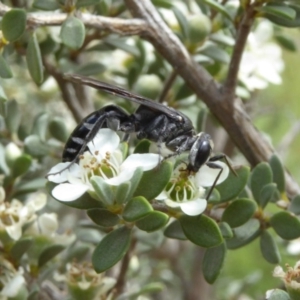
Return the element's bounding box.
[165,176,196,203]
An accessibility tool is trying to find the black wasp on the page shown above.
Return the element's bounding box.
[60,74,236,199]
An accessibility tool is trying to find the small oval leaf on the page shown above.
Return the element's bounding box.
[0,55,13,78]
[250,162,273,203]
[38,244,65,267]
[217,166,250,202]
[289,195,300,215]
[92,226,132,273]
[202,243,226,283]
[259,183,280,208]
[90,176,114,206]
[270,211,300,240]
[269,155,285,193]
[48,117,69,142]
[164,220,187,240]
[260,230,281,264]
[26,33,44,84]
[12,154,32,178]
[136,211,169,232]
[222,198,257,228]
[87,208,120,227]
[134,160,173,200]
[180,214,223,248]
[10,237,33,260]
[2,9,26,42]
[5,99,21,134]
[60,16,85,49]
[226,219,261,249]
[122,196,153,222]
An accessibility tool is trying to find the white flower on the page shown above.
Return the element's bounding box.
[156,162,229,216]
[273,261,300,291]
[25,212,75,245]
[55,262,116,298]
[0,188,46,240]
[0,258,26,298]
[239,20,284,91]
[48,128,161,202]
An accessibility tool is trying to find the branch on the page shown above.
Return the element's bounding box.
[124,0,300,198]
[0,3,147,36]
[222,4,256,102]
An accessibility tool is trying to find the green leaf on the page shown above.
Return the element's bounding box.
[200,44,230,64]
[0,55,13,78]
[60,17,85,49]
[92,226,132,273]
[202,243,226,284]
[175,83,194,100]
[226,219,261,249]
[173,7,189,39]
[26,33,44,84]
[10,237,33,260]
[121,167,144,203]
[275,34,297,51]
[115,182,131,204]
[222,199,257,228]
[217,166,250,202]
[259,183,280,208]
[24,135,49,157]
[5,99,21,134]
[134,139,151,154]
[74,62,106,76]
[264,4,300,27]
[260,230,281,264]
[32,113,49,141]
[33,0,60,10]
[12,154,32,178]
[164,220,187,240]
[13,178,47,197]
[136,211,169,232]
[151,0,174,9]
[0,85,8,103]
[258,5,296,21]
[48,117,69,142]
[134,160,172,200]
[203,0,232,21]
[122,196,153,222]
[104,38,140,56]
[219,222,233,239]
[76,0,101,8]
[250,162,273,203]
[270,211,300,240]
[269,155,285,193]
[2,9,26,42]
[180,214,223,248]
[267,289,290,300]
[289,195,300,215]
[90,176,114,206]
[87,208,120,227]
[38,244,65,267]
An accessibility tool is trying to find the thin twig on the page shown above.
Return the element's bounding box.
[158,69,177,103]
[0,2,147,36]
[222,3,256,103]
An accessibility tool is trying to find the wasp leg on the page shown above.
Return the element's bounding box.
[209,154,237,176]
[205,161,224,200]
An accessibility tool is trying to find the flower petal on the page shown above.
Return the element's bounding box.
[179,198,207,216]
[194,161,229,187]
[121,153,160,172]
[1,273,25,297]
[104,170,135,186]
[52,183,89,201]
[47,163,81,183]
[87,128,120,157]
[6,224,22,240]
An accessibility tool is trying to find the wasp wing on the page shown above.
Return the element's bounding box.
[64,74,182,122]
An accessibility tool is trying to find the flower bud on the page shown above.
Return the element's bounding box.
[187,14,212,44]
[134,74,163,99]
